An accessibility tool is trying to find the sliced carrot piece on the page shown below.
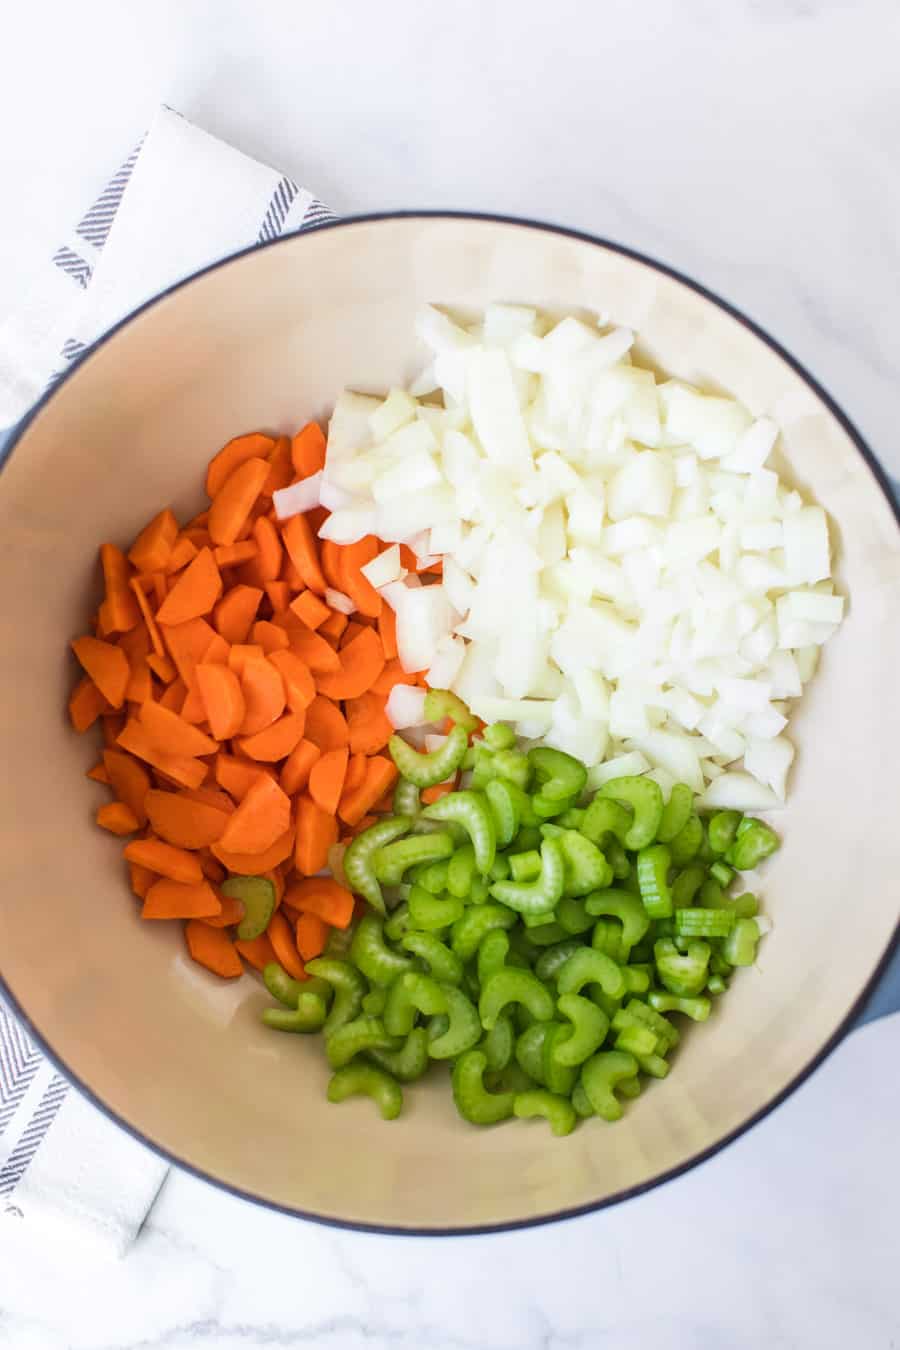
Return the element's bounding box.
[378,606,398,661]
[338,755,398,827]
[210,826,295,874]
[237,710,306,762]
[123,837,203,884]
[252,515,283,582]
[238,656,286,736]
[319,540,345,592]
[286,877,355,929]
[295,911,329,962]
[308,746,349,816]
[163,617,217,687]
[304,695,349,752]
[315,626,385,701]
[103,748,151,826]
[200,894,245,928]
[102,712,126,748]
[145,788,230,848]
[129,861,155,899]
[128,577,165,657]
[142,878,220,920]
[213,540,258,568]
[294,793,339,876]
[156,547,222,626]
[281,513,327,594]
[195,662,245,740]
[264,580,290,613]
[180,785,235,813]
[234,932,277,971]
[346,691,393,755]
[290,422,326,478]
[215,753,272,803]
[319,609,349,643]
[149,571,169,608]
[267,649,317,712]
[206,431,275,499]
[69,675,108,732]
[266,911,306,981]
[87,759,111,784]
[288,622,341,674]
[71,635,130,708]
[280,739,320,796]
[119,624,153,703]
[164,536,199,576]
[146,652,177,683]
[129,508,179,574]
[159,678,187,713]
[209,458,270,547]
[280,552,305,592]
[338,536,382,618]
[213,584,263,644]
[202,633,231,666]
[421,781,456,805]
[227,643,266,677]
[251,620,290,654]
[343,751,367,795]
[372,658,411,698]
[99,543,141,633]
[218,773,291,854]
[139,700,218,757]
[184,920,243,977]
[290,590,331,630]
[96,801,140,835]
[117,719,208,790]
[263,436,293,495]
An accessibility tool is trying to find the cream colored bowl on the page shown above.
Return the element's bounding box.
[1,215,898,1233]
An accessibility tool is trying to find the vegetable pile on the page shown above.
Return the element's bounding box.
[260,692,776,1131]
[319,306,844,810]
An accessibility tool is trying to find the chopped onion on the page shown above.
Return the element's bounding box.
[360,545,404,590]
[273,472,322,520]
[385,684,428,730]
[324,588,355,615]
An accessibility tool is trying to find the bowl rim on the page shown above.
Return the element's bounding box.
[2,209,898,1237]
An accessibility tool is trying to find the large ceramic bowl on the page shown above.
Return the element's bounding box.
[1,214,898,1233]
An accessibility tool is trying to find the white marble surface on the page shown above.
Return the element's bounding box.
[1,1,899,1344]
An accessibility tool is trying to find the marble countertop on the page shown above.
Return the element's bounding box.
[1,1,898,1345]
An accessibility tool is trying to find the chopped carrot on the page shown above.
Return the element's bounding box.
[142,878,221,920]
[308,746,349,816]
[213,584,263,644]
[102,712,126,748]
[128,577,165,657]
[159,679,187,713]
[215,752,272,802]
[343,751,367,796]
[291,422,326,478]
[227,643,266,676]
[234,932,277,971]
[290,590,331,630]
[304,695,349,751]
[280,738,320,796]
[69,675,108,732]
[145,788,230,848]
[164,535,199,575]
[237,710,306,762]
[336,536,382,618]
[139,699,218,757]
[96,801,140,835]
[156,547,222,626]
[266,651,317,715]
[163,616,217,687]
[340,621,366,648]
[180,785,235,813]
[211,825,295,874]
[378,605,398,660]
[238,656,286,735]
[129,861,155,898]
[184,920,243,978]
[421,781,456,805]
[99,543,141,633]
[282,513,327,595]
[372,658,411,697]
[266,911,306,981]
[206,431,275,499]
[295,911,329,962]
[280,553,305,592]
[194,663,245,740]
[129,508,178,574]
[294,793,338,876]
[218,773,291,855]
[346,691,393,755]
[146,652,177,683]
[251,514,283,583]
[123,837,204,884]
[319,609,348,643]
[87,759,111,784]
[202,633,231,665]
[103,748,151,826]
[315,626,385,701]
[264,580,290,613]
[286,877,355,929]
[213,540,258,568]
[263,436,293,495]
[287,621,341,674]
[149,571,169,607]
[338,755,398,827]
[262,866,286,909]
[209,457,270,547]
[319,540,345,592]
[200,894,245,928]
[251,620,290,654]
[71,636,130,708]
[117,719,208,790]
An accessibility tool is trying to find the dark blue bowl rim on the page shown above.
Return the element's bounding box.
[1,210,898,1237]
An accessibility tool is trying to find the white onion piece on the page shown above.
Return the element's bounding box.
[318,506,379,544]
[273,472,322,520]
[699,772,782,812]
[385,684,428,730]
[587,751,651,788]
[360,545,404,590]
[318,479,356,512]
[744,735,794,800]
[394,586,454,674]
[324,588,355,615]
[426,635,466,690]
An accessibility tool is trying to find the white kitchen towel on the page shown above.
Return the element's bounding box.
[0,104,333,1254]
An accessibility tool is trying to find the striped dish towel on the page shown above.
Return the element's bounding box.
[0,105,333,1253]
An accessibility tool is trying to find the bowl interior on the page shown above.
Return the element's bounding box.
[1,216,897,1231]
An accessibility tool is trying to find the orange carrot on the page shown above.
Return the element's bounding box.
[218,773,291,855]
[287,621,341,674]
[139,699,218,758]
[421,781,456,805]
[159,679,187,713]
[99,543,141,633]
[252,515,283,581]
[129,861,155,898]
[315,626,385,700]
[71,635,130,708]
[117,719,208,790]
[165,535,199,575]
[346,691,393,755]
[319,609,349,643]
[286,877,355,929]
[96,801,140,835]
[251,620,290,654]
[372,658,411,697]
[308,746,349,815]
[215,753,272,802]
[264,580,290,613]
[129,508,178,574]
[304,695,349,752]
[163,616,217,687]
[378,605,397,660]
[338,755,398,827]
[213,541,258,568]
[156,547,222,626]
[69,675,108,732]
[87,759,111,784]
[340,621,366,648]
[227,643,266,677]
[194,662,245,740]
[290,589,331,630]
[143,878,221,920]
[149,571,169,607]
[123,837,203,884]
[320,540,345,592]
[337,536,382,618]
[282,513,327,594]
[238,656,286,736]
[209,457,270,547]
[206,431,275,499]
[211,825,295,874]
[343,751,367,796]
[263,436,293,496]
[267,649,316,712]
[237,710,306,762]
[103,748,151,826]
[280,738,320,795]
[128,577,165,656]
[118,625,153,703]
[280,552,305,592]
[145,788,230,848]
[295,911,329,962]
[102,712,126,747]
[266,910,306,981]
[294,793,338,876]
[184,919,243,977]
[290,422,326,478]
[200,894,245,928]
[213,584,263,644]
[202,633,231,665]
[180,785,235,813]
[234,932,277,971]
[146,651,177,683]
